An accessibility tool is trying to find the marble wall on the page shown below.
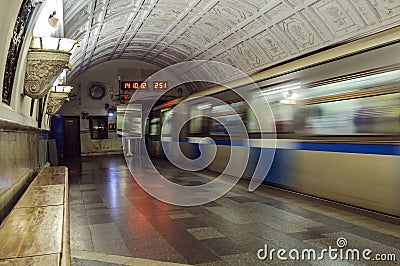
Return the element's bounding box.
[80,131,123,156]
[0,120,48,222]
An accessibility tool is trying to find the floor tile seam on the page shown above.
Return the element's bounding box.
[184,239,228,264]
[342,227,400,247]
[237,203,319,229]
[308,203,400,222]
[343,222,400,237]
[268,202,359,228]
[71,249,194,265]
[240,224,294,244]
[246,204,314,226]
[260,186,400,225]
[0,252,61,262]
[195,239,250,259]
[15,203,65,209]
[298,211,400,239]
[245,222,325,247]
[341,219,400,232]
[78,220,96,247]
[138,214,223,264]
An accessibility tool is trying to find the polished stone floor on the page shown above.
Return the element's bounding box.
[66,156,400,265]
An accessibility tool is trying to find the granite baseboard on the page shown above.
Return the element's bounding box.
[81,150,123,157]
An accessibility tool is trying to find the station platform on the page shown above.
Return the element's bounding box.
[66,156,399,266]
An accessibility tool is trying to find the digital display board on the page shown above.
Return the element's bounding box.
[120,81,168,90]
[120,94,131,101]
[121,81,147,90]
[153,81,168,90]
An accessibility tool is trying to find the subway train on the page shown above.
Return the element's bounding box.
[145,41,400,217]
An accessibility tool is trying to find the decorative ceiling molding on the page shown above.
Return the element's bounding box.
[64,0,400,81]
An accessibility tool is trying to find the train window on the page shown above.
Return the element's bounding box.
[270,102,296,133]
[295,69,400,135]
[150,117,160,136]
[247,108,260,133]
[210,105,229,135]
[302,69,400,100]
[189,104,208,134]
[297,93,400,134]
[210,102,246,135]
[145,118,150,135]
[190,118,203,133]
[161,109,173,135]
[247,89,292,133]
[248,69,400,135]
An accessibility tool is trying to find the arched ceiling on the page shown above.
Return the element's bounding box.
[63,0,400,81]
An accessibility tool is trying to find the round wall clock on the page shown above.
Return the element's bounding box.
[89,83,106,100]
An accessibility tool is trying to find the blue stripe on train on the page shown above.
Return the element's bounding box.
[186,145,295,186]
[298,142,398,156]
[204,139,399,156]
[155,138,400,156]
[245,148,296,187]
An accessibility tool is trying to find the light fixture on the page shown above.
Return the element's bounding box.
[31,36,81,53]
[48,11,58,28]
[105,103,116,117]
[24,36,80,100]
[51,85,73,93]
[261,83,301,96]
[108,107,116,117]
[46,85,74,115]
[279,91,299,105]
[81,112,89,119]
[197,103,212,110]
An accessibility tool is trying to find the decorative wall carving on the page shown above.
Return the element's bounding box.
[46,92,70,115]
[2,0,34,105]
[63,0,400,80]
[24,51,71,99]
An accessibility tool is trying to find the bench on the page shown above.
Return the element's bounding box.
[0,166,70,265]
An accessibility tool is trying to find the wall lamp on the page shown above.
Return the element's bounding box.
[46,85,74,115]
[48,11,59,28]
[81,112,89,119]
[105,103,116,117]
[24,36,80,100]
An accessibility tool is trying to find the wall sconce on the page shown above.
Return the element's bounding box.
[105,103,116,117]
[48,11,58,28]
[46,85,74,115]
[81,112,89,119]
[53,85,73,93]
[108,108,116,117]
[24,36,80,99]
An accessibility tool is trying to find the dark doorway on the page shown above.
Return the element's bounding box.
[63,116,81,157]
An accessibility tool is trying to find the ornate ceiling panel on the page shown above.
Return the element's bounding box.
[63,0,400,80]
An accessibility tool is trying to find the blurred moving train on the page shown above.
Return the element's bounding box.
[145,40,400,217]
